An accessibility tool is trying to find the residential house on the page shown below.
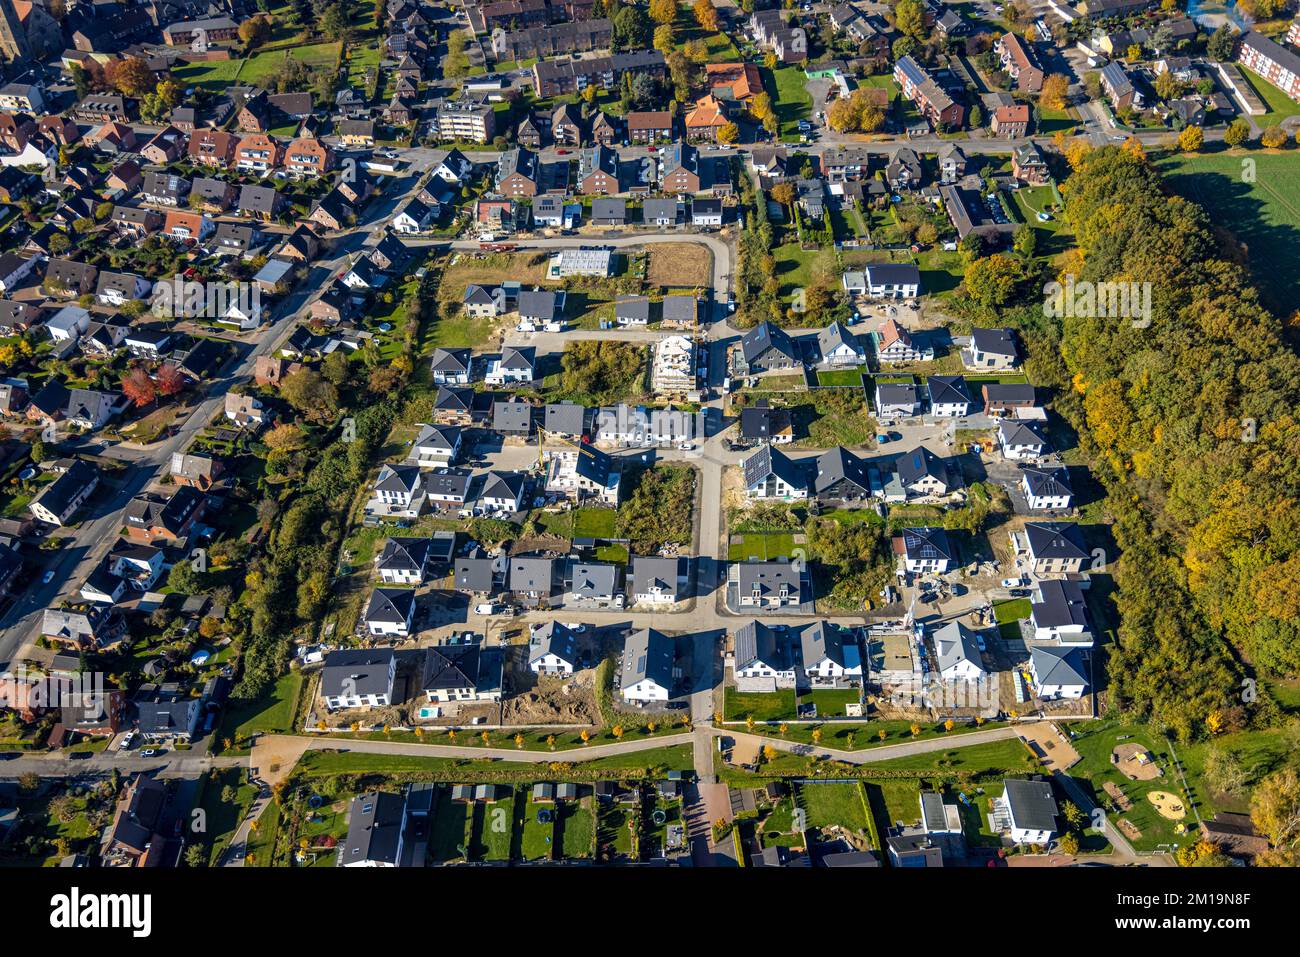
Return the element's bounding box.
[894,526,954,574]
[620,627,675,704]
[322,648,397,710]
[364,588,417,638]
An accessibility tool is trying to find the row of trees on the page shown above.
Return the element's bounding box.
[1026,144,1300,738]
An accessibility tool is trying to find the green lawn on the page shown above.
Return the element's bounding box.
[219,670,304,748]
[295,744,696,777]
[772,241,817,302]
[558,797,596,859]
[429,790,469,862]
[520,799,556,861]
[814,365,868,388]
[728,531,798,561]
[1240,67,1300,125]
[766,65,814,142]
[471,793,516,861]
[1155,150,1300,311]
[725,687,797,721]
[798,781,870,831]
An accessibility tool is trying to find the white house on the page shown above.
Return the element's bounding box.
[366,464,425,519]
[926,376,971,417]
[619,628,674,704]
[817,321,864,367]
[478,471,525,513]
[408,423,461,468]
[529,621,581,674]
[996,778,1058,846]
[1029,645,1089,700]
[863,263,921,299]
[732,620,797,691]
[963,327,1019,370]
[800,621,863,686]
[1021,466,1073,511]
[896,526,953,575]
[742,444,808,500]
[364,587,416,638]
[321,648,397,710]
[44,305,92,343]
[998,419,1049,460]
[1029,578,1093,646]
[932,620,985,682]
[876,318,932,363]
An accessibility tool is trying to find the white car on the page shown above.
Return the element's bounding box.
[474,603,501,615]
[1000,576,1026,588]
[678,443,695,451]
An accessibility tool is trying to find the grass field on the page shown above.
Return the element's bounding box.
[1240,67,1300,125]
[766,65,813,142]
[798,781,870,831]
[173,42,340,91]
[1155,150,1300,310]
[728,531,798,561]
[725,687,798,722]
[219,671,304,748]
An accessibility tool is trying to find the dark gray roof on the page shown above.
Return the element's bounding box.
[509,556,553,593]
[1031,578,1090,630]
[412,422,460,453]
[377,537,433,575]
[430,347,470,374]
[530,620,580,665]
[1003,777,1059,833]
[321,648,395,697]
[817,321,860,359]
[1024,522,1088,562]
[517,290,559,321]
[799,620,856,669]
[876,381,922,409]
[661,295,697,324]
[424,467,471,499]
[927,375,971,406]
[615,294,651,322]
[591,197,626,221]
[1021,466,1072,500]
[897,526,952,562]
[454,557,495,592]
[740,321,799,365]
[375,463,421,495]
[481,470,525,502]
[970,326,1017,358]
[544,402,586,436]
[933,620,982,674]
[342,791,405,865]
[492,400,533,434]
[630,556,682,597]
[1030,646,1087,689]
[365,588,416,625]
[569,561,618,599]
[982,382,1036,405]
[733,620,791,671]
[743,444,807,492]
[501,345,535,371]
[896,446,950,490]
[619,627,674,692]
[32,460,98,518]
[735,560,803,600]
[813,446,870,496]
[999,419,1048,450]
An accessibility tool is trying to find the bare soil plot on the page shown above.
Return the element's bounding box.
[646,243,713,289]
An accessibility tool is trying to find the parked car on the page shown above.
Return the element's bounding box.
[41,570,55,584]
[1000,576,1026,588]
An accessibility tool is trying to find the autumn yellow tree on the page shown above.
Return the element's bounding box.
[612,724,624,741]
[649,0,677,24]
[1039,73,1069,111]
[693,0,719,31]
[1178,124,1204,152]
[910,722,922,738]
[514,733,525,749]
[580,729,591,745]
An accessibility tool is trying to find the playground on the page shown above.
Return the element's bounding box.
[1112,743,1163,781]
[1146,790,1187,821]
